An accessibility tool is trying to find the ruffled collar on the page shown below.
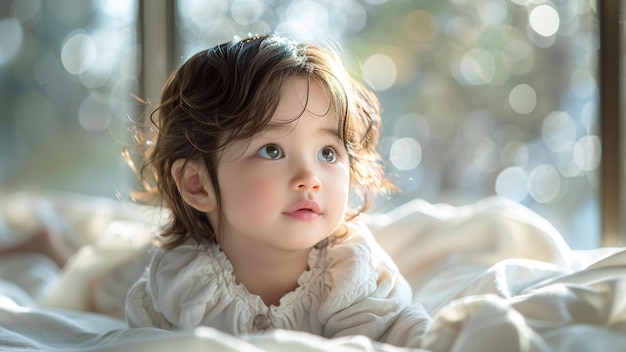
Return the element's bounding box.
[206,242,327,312]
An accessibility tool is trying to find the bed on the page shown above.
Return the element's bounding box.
[1,191,625,351]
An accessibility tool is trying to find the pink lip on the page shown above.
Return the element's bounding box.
[283,200,322,221]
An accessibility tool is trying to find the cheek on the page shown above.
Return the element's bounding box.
[223,173,282,223]
[327,166,350,209]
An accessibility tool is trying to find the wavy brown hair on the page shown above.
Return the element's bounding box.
[132,34,394,248]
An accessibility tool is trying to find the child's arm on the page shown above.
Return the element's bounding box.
[321,272,431,348]
[318,225,432,348]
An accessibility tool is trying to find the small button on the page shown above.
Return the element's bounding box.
[253,313,271,331]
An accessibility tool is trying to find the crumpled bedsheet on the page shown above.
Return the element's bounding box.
[1,192,625,351]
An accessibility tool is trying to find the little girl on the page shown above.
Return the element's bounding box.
[125,33,431,348]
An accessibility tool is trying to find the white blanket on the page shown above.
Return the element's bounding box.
[1,192,625,351]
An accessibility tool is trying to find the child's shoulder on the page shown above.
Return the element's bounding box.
[316,221,409,306]
[149,239,224,277]
[132,239,240,329]
[325,221,394,271]
[331,221,378,253]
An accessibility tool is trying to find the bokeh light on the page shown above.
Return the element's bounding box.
[78,95,112,131]
[460,48,496,85]
[529,5,560,37]
[569,69,596,98]
[231,0,263,25]
[0,18,23,66]
[573,135,601,172]
[1,0,602,250]
[528,164,562,203]
[61,31,97,75]
[509,84,537,114]
[389,138,422,171]
[362,54,397,91]
[477,0,508,25]
[500,141,529,168]
[496,166,528,202]
[1,0,137,197]
[542,111,576,152]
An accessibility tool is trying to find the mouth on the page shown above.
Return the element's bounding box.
[283,200,322,221]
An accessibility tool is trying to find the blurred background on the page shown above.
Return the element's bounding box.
[0,0,620,249]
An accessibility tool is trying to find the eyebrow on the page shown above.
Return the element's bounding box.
[259,122,341,140]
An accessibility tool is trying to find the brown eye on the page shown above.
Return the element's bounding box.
[317,147,337,163]
[258,144,284,159]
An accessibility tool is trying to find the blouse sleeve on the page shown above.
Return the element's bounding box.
[317,225,432,348]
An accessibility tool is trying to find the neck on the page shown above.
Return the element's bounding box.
[219,241,311,307]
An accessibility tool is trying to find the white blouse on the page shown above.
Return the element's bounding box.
[125,223,431,348]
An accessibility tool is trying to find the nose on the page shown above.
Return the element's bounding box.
[291,163,322,192]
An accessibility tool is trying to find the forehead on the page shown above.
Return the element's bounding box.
[220,76,340,159]
[272,76,333,124]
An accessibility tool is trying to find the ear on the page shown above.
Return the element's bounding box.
[171,159,216,213]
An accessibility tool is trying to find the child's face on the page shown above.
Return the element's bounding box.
[213,76,350,253]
